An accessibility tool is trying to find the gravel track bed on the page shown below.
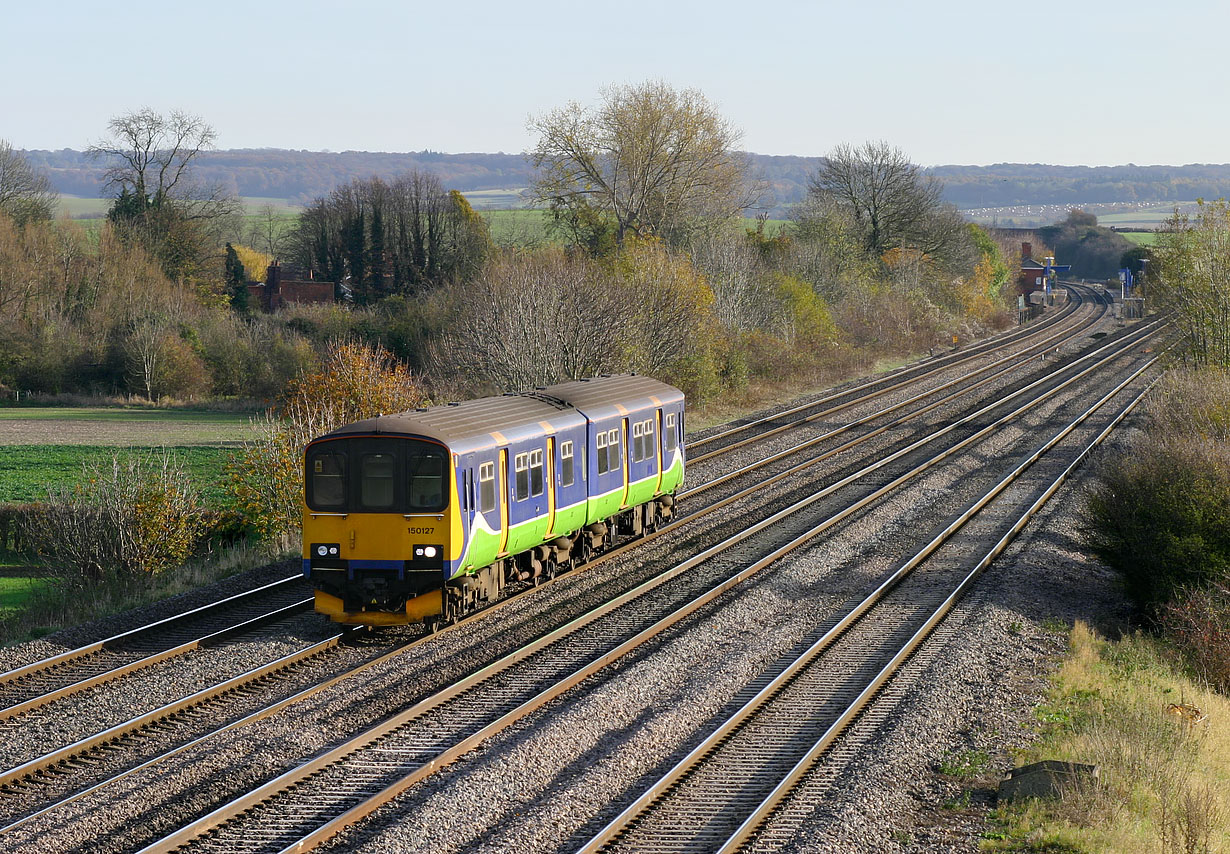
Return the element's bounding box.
[0,561,304,675]
[0,302,1136,853]
[0,629,406,828]
[0,611,337,771]
[2,350,1138,854]
[753,438,1140,853]
[300,331,1152,852]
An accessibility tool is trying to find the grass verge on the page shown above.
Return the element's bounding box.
[982,622,1229,853]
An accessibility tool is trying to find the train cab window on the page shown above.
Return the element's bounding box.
[664,413,678,452]
[644,419,656,459]
[560,441,575,487]
[514,453,529,500]
[308,451,346,509]
[406,448,447,511]
[596,432,608,475]
[632,422,644,462]
[607,429,621,471]
[530,449,544,496]
[479,462,495,513]
[360,454,396,509]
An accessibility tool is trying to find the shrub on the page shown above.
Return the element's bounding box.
[1085,437,1230,614]
[226,340,424,547]
[1161,582,1230,693]
[21,453,204,584]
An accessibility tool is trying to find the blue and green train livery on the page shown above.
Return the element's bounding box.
[302,374,685,627]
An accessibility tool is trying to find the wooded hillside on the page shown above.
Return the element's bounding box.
[23,149,1230,213]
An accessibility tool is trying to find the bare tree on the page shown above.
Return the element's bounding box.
[89,109,215,207]
[430,250,625,390]
[88,109,240,281]
[248,204,287,259]
[529,80,761,250]
[810,141,964,260]
[0,140,56,226]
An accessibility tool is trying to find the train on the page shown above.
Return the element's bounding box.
[302,374,686,627]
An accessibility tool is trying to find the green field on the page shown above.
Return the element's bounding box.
[0,408,255,504]
[0,577,47,612]
[55,195,304,221]
[0,407,257,447]
[1121,231,1158,246]
[0,445,237,504]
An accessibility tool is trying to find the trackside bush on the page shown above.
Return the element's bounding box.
[21,453,203,584]
[1085,367,1230,691]
[1085,438,1230,613]
[226,340,424,547]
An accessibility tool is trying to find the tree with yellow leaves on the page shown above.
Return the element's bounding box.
[226,341,424,547]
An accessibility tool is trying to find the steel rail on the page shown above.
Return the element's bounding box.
[0,575,306,686]
[0,598,313,723]
[578,353,1162,853]
[716,374,1160,853]
[0,625,357,792]
[687,287,1097,461]
[131,316,1159,854]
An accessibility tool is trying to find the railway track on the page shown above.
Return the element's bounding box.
[0,577,313,722]
[577,362,1159,853]
[0,290,1135,850]
[119,306,1160,854]
[0,287,1102,725]
[686,287,1094,462]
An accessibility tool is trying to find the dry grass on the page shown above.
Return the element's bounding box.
[985,622,1230,853]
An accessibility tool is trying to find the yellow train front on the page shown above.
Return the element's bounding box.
[302,375,686,627]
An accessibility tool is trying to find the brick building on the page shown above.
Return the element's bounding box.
[246,263,335,312]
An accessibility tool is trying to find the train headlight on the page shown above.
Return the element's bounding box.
[423,546,438,558]
[317,545,328,556]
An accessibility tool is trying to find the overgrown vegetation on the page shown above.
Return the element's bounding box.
[225,340,424,546]
[1085,368,1230,692]
[984,623,1229,854]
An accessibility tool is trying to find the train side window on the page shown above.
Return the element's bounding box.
[514,453,529,500]
[360,454,396,509]
[560,441,574,487]
[308,451,346,509]
[645,419,656,459]
[597,431,608,475]
[664,413,678,452]
[530,448,544,496]
[607,429,621,471]
[632,421,643,462]
[479,462,495,513]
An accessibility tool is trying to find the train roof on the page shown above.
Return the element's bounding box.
[538,374,684,420]
[315,375,683,454]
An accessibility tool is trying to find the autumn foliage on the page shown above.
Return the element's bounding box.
[22,454,203,583]
[226,341,424,546]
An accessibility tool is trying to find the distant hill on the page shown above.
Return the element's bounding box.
[21,148,1230,214]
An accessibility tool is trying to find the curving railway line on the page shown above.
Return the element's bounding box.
[0,285,1161,853]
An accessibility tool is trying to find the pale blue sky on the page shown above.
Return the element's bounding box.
[4,0,1226,166]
